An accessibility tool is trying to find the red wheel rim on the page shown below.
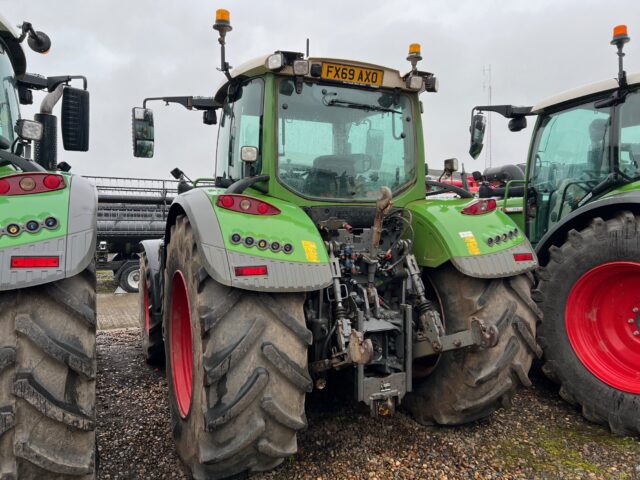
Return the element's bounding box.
[143,279,150,334]
[170,271,193,418]
[565,261,640,394]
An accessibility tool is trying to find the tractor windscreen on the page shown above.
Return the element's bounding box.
[619,88,640,181]
[528,87,640,243]
[0,43,20,144]
[528,100,612,242]
[276,79,416,200]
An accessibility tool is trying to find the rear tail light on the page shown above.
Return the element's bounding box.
[43,175,63,189]
[217,194,280,215]
[11,256,60,268]
[513,252,534,262]
[461,198,497,215]
[234,265,268,276]
[0,173,65,195]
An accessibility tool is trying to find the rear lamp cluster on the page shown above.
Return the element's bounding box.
[461,198,497,215]
[230,233,293,254]
[0,216,58,237]
[486,228,519,247]
[0,173,65,195]
[217,194,281,216]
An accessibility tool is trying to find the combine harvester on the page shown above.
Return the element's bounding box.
[132,9,541,479]
[87,175,178,292]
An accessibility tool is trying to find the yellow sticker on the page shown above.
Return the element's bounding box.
[463,236,481,255]
[301,240,320,263]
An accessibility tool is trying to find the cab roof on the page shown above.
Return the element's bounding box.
[0,14,26,76]
[532,72,640,113]
[214,54,416,102]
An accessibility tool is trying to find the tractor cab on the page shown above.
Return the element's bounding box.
[132,16,438,210]
[469,25,640,246]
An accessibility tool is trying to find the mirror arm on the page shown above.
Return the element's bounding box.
[143,96,218,110]
[19,74,88,92]
[472,104,533,120]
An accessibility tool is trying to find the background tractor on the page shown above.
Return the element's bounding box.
[0,16,96,479]
[135,10,540,479]
[468,25,639,436]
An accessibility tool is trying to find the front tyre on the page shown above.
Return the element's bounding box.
[0,265,96,479]
[535,212,640,435]
[164,215,311,480]
[405,264,540,425]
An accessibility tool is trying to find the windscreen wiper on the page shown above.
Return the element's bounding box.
[327,99,401,114]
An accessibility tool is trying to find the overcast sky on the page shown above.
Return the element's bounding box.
[1,0,637,179]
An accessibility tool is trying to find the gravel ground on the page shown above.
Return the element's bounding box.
[96,329,640,480]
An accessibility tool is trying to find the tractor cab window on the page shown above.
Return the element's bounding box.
[215,78,264,181]
[0,44,20,144]
[619,88,640,180]
[528,100,611,243]
[276,79,416,201]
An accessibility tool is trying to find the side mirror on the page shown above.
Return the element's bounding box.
[469,112,486,159]
[203,109,217,125]
[425,162,429,175]
[444,158,458,174]
[27,30,51,54]
[240,146,258,163]
[132,107,154,158]
[15,119,43,142]
[61,87,90,151]
[508,116,527,132]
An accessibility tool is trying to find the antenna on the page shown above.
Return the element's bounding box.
[306,38,310,58]
[483,64,492,169]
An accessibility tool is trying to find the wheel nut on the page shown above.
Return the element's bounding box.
[629,319,635,324]
[634,331,639,336]
[633,307,639,313]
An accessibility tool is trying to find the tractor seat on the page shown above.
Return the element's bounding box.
[306,155,365,197]
[312,154,365,176]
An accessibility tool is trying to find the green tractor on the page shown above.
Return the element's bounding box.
[0,15,96,480]
[135,10,540,479]
[468,25,639,436]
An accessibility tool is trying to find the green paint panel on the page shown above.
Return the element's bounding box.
[0,174,70,249]
[499,196,526,232]
[407,197,526,268]
[602,179,640,197]
[204,188,329,264]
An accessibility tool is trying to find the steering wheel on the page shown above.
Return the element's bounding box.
[425,180,474,198]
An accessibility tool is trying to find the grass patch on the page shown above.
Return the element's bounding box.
[496,423,639,478]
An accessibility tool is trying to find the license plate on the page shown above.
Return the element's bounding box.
[321,62,384,87]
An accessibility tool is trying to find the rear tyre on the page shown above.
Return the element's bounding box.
[118,261,140,293]
[164,215,311,480]
[535,212,640,436]
[0,265,96,479]
[139,253,165,365]
[405,263,540,425]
